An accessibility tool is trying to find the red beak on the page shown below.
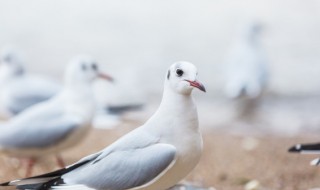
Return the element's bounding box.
[185,80,206,92]
[98,72,114,82]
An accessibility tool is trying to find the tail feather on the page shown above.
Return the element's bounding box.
[5,177,57,186]
[0,159,91,189]
[16,177,64,190]
[106,104,143,115]
[17,184,42,190]
[288,142,320,154]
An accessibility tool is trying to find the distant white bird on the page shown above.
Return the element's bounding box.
[0,48,61,117]
[225,22,268,99]
[224,22,268,117]
[1,61,206,190]
[0,56,113,177]
[289,142,320,166]
[0,47,140,123]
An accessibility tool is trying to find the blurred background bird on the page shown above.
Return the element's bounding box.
[0,56,113,177]
[0,47,61,118]
[224,21,268,120]
[288,142,320,166]
[0,46,144,128]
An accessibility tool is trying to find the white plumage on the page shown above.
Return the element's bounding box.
[1,61,206,190]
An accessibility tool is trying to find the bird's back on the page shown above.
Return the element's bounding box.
[1,74,61,114]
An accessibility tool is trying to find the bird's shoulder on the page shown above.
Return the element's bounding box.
[92,127,161,163]
[9,74,60,95]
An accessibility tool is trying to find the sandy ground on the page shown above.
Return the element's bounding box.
[0,119,319,190]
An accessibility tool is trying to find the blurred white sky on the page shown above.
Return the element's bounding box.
[1,0,320,98]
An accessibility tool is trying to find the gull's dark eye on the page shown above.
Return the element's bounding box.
[81,64,87,71]
[176,69,184,77]
[92,63,98,71]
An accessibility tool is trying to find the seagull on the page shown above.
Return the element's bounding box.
[224,22,268,99]
[288,142,320,165]
[224,21,268,118]
[0,61,206,190]
[0,48,61,117]
[0,55,113,177]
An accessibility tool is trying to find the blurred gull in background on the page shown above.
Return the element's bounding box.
[0,47,61,118]
[0,46,143,128]
[73,58,145,130]
[0,61,205,190]
[224,21,268,119]
[0,55,113,177]
[93,80,144,129]
[93,74,144,119]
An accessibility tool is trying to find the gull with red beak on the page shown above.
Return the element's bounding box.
[0,55,113,177]
[1,61,205,190]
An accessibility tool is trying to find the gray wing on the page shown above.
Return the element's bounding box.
[62,143,176,190]
[4,75,61,114]
[0,112,81,149]
[7,95,53,115]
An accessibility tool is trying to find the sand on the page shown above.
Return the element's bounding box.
[0,121,318,190]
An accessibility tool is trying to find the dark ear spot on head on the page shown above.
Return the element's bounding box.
[167,70,170,80]
[92,63,98,71]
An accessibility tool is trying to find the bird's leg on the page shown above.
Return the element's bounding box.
[55,154,65,168]
[25,158,36,177]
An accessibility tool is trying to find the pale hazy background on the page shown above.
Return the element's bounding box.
[1,0,320,135]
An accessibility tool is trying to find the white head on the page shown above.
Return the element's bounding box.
[165,61,206,95]
[65,55,113,87]
[0,47,24,78]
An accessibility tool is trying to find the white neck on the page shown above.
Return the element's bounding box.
[0,68,23,85]
[144,84,199,133]
[61,83,95,122]
[158,87,194,114]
